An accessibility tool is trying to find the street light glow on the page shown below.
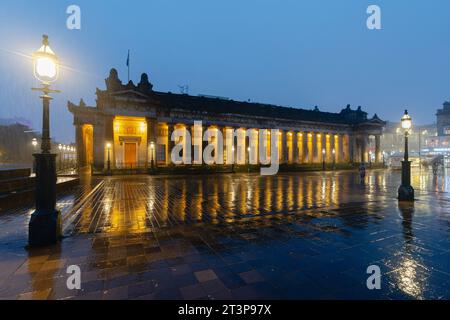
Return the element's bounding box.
[33,35,59,83]
[401,110,412,131]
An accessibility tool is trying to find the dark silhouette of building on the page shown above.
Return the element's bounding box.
[437,102,450,137]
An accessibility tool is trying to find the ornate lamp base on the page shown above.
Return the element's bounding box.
[398,160,415,201]
[398,185,415,201]
[29,209,61,246]
[28,153,62,247]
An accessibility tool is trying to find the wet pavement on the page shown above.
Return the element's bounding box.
[0,169,449,300]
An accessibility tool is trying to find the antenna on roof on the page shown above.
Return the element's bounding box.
[178,85,189,95]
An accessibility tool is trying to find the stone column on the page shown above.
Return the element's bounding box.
[104,116,114,168]
[321,133,327,163]
[202,125,208,165]
[190,125,195,165]
[292,132,298,164]
[167,124,175,165]
[303,133,309,164]
[338,135,344,163]
[312,133,317,163]
[215,126,223,164]
[281,131,287,164]
[330,133,335,163]
[349,134,356,163]
[92,123,105,171]
[233,128,238,165]
[192,123,201,165]
[222,127,229,165]
[146,118,157,168]
[248,128,258,165]
[361,136,367,163]
[75,124,86,168]
[243,128,249,164]
[375,135,381,164]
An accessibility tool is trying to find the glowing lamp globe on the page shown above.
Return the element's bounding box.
[401,110,412,131]
[33,35,59,84]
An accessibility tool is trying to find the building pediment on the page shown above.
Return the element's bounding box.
[110,89,151,101]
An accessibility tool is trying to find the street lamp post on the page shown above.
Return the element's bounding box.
[369,151,373,168]
[150,141,155,171]
[398,110,415,201]
[106,143,112,174]
[58,144,63,172]
[32,138,38,174]
[322,148,326,171]
[29,35,61,247]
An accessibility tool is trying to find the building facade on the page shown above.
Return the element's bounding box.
[437,102,450,137]
[68,69,385,172]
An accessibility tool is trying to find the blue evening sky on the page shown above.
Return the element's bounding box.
[1,0,450,143]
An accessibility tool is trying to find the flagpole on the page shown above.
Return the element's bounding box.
[127,50,130,83]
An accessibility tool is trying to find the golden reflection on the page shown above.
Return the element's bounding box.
[209,180,219,222]
[315,179,321,205]
[276,178,283,211]
[130,201,147,232]
[297,178,304,209]
[306,179,313,208]
[393,202,426,299]
[226,180,236,221]
[287,176,294,211]
[175,180,187,221]
[191,180,203,221]
[264,178,272,213]
[396,256,423,299]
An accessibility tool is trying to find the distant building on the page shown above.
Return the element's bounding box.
[68,69,385,171]
[381,122,437,155]
[0,122,38,165]
[437,101,450,136]
[422,102,450,161]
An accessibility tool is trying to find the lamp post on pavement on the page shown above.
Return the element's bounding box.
[58,144,63,172]
[31,138,38,174]
[322,148,326,171]
[398,110,415,201]
[29,35,62,247]
[106,143,112,174]
[150,141,155,171]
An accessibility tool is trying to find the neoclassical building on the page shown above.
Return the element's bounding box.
[68,69,385,172]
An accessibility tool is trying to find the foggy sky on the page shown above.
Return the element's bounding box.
[1,0,450,143]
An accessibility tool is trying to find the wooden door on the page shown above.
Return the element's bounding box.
[124,143,137,167]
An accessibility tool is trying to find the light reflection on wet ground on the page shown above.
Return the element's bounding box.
[0,169,449,300]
